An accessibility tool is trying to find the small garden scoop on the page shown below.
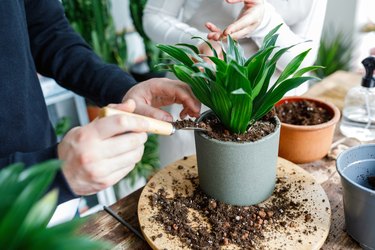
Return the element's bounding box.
[99,107,208,135]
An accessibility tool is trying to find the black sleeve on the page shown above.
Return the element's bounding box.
[25,0,137,106]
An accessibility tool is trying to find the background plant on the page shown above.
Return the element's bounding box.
[314,30,353,78]
[62,0,160,187]
[0,160,110,249]
[158,25,321,134]
[62,0,127,68]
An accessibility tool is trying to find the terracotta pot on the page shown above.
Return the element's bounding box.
[194,110,281,206]
[276,96,340,164]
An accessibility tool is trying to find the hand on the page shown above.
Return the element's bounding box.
[122,78,201,122]
[198,40,224,61]
[58,100,148,195]
[206,0,264,41]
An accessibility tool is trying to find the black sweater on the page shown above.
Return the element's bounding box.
[0,0,137,203]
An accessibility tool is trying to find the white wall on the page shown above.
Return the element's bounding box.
[323,0,357,36]
[323,0,375,70]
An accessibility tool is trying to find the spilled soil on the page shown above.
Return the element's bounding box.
[147,172,317,250]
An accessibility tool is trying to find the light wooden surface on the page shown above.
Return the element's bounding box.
[79,71,365,249]
[138,156,331,250]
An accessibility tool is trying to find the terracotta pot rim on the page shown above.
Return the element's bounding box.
[196,110,281,146]
[276,96,340,131]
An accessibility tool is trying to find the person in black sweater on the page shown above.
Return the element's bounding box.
[0,0,200,204]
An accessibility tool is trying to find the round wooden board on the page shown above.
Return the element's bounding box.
[138,156,331,250]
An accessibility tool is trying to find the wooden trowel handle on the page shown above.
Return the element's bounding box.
[99,107,174,135]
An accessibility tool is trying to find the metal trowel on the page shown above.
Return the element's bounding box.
[99,107,208,135]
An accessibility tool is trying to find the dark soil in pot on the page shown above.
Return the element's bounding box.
[368,176,375,190]
[276,100,333,125]
[173,110,277,142]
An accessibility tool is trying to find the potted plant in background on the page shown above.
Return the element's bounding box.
[275,96,340,163]
[314,29,353,79]
[157,24,321,205]
[0,160,109,249]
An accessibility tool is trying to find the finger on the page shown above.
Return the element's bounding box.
[100,132,148,159]
[95,146,145,184]
[180,108,200,119]
[224,16,258,37]
[207,32,222,41]
[92,114,150,139]
[135,102,174,122]
[227,24,258,40]
[205,22,221,33]
[225,0,245,3]
[177,85,201,114]
[108,99,136,113]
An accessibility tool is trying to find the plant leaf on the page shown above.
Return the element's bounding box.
[274,49,311,85]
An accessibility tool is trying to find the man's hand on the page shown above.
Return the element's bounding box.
[207,0,264,41]
[58,100,149,195]
[123,78,201,122]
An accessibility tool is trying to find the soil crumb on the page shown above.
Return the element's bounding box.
[276,100,332,125]
[172,119,210,131]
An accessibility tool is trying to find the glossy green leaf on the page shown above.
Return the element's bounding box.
[230,91,253,133]
[173,65,212,107]
[157,44,196,69]
[275,49,311,85]
[210,82,232,127]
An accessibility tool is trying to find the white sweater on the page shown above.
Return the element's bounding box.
[143,0,327,95]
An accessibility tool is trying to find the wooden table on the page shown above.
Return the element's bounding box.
[80,71,371,249]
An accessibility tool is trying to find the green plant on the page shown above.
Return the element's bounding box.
[314,30,353,78]
[125,134,160,187]
[55,116,72,137]
[0,160,110,249]
[62,0,127,68]
[158,24,321,133]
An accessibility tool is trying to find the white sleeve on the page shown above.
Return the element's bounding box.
[252,0,327,70]
[143,0,207,45]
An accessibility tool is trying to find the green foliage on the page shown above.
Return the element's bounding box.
[0,161,110,250]
[314,30,353,78]
[125,134,160,187]
[55,116,72,137]
[62,0,127,68]
[158,25,321,133]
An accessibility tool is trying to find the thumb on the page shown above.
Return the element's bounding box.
[135,103,174,122]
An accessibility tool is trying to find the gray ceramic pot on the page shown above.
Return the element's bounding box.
[336,144,375,250]
[194,110,281,206]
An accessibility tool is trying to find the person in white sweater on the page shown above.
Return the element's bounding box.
[142,0,327,166]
